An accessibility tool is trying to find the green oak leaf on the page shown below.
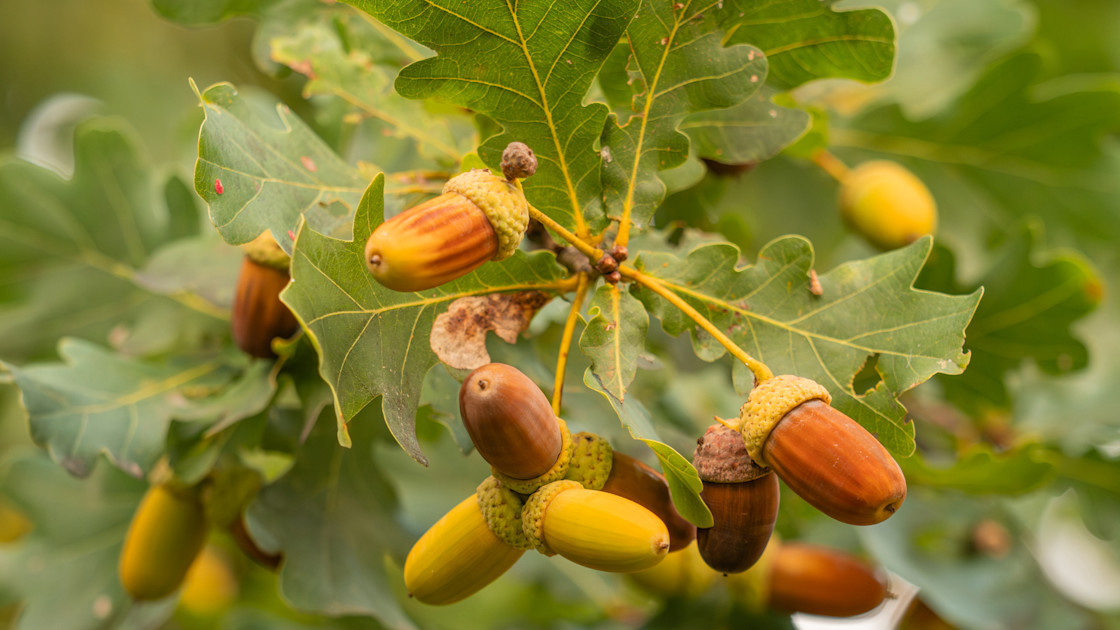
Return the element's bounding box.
[151,0,283,26]
[681,87,811,166]
[280,177,571,462]
[246,407,414,629]
[899,444,1055,495]
[583,369,712,528]
[833,54,1120,247]
[0,339,236,478]
[633,236,980,456]
[0,449,175,630]
[194,82,369,253]
[919,228,1101,414]
[346,0,639,236]
[0,119,223,362]
[270,20,473,165]
[601,0,766,234]
[580,284,649,402]
[725,0,895,88]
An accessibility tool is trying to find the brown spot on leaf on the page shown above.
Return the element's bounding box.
[430,292,551,370]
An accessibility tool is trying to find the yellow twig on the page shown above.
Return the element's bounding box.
[811,149,851,182]
[528,204,604,261]
[620,264,773,386]
[551,273,592,415]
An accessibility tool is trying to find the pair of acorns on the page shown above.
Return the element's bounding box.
[405,363,697,605]
[694,375,907,574]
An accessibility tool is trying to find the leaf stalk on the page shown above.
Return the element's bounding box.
[552,272,591,415]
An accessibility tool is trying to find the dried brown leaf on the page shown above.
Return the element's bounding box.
[430,292,551,370]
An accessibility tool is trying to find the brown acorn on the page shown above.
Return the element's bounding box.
[232,234,300,359]
[601,452,696,552]
[768,542,888,617]
[740,376,906,526]
[692,423,779,574]
[459,363,563,480]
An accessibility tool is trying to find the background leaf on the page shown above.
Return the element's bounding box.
[346,0,640,237]
[681,88,811,166]
[725,0,895,88]
[1,339,236,478]
[633,236,980,455]
[281,177,571,462]
[194,82,368,253]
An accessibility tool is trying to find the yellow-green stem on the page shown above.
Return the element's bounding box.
[528,205,603,262]
[620,264,773,386]
[552,273,592,415]
[811,149,850,182]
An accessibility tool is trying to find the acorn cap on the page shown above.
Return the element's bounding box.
[693,423,766,483]
[477,476,531,549]
[564,432,614,490]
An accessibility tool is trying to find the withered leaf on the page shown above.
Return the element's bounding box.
[430,292,551,370]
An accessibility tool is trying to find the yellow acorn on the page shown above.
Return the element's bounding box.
[177,545,239,618]
[404,493,525,605]
[523,481,669,573]
[119,484,210,601]
[627,541,716,599]
[365,144,534,292]
[0,500,31,543]
[838,160,937,250]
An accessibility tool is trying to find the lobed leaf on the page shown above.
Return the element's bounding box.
[280,177,572,462]
[724,0,895,88]
[633,236,980,456]
[194,82,368,253]
[346,0,640,237]
[580,284,649,403]
[681,87,811,166]
[601,0,766,235]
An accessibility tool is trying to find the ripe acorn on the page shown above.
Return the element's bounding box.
[693,423,779,574]
[404,493,526,605]
[740,376,906,526]
[768,542,888,617]
[119,483,210,600]
[524,481,670,573]
[365,145,533,292]
[459,363,564,481]
[601,452,696,552]
[838,160,937,250]
[232,232,300,358]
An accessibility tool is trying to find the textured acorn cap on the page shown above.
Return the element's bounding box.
[443,169,529,260]
[477,476,531,549]
[564,432,614,490]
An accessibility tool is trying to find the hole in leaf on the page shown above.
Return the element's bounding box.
[852,354,882,396]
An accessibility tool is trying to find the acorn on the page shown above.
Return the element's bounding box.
[601,452,696,552]
[692,423,779,574]
[365,145,533,292]
[626,540,716,598]
[404,493,526,605]
[767,542,888,617]
[523,480,670,573]
[739,376,906,526]
[838,160,937,250]
[119,483,210,600]
[177,545,239,618]
[459,363,568,490]
[232,232,300,358]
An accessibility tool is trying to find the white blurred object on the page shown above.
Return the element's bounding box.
[16,93,102,176]
[1035,490,1120,611]
[793,571,919,630]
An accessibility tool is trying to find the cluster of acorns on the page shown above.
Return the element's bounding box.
[405,363,697,604]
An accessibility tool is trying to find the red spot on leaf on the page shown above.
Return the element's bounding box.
[300,156,317,172]
[214,179,224,194]
[288,229,297,241]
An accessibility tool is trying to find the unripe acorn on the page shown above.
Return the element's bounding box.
[839,160,937,250]
[365,145,533,292]
[601,452,696,552]
[768,543,888,617]
[740,376,906,525]
[524,481,670,573]
[693,423,779,574]
[404,493,525,605]
[459,363,563,480]
[177,545,239,618]
[232,233,300,358]
[118,484,210,601]
[627,540,716,598]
